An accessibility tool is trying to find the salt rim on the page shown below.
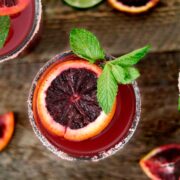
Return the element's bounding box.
[0,0,42,63]
[27,51,141,161]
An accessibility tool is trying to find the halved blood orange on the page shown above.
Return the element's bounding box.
[140,144,180,180]
[0,0,31,16]
[36,60,116,141]
[108,0,159,14]
[0,112,14,151]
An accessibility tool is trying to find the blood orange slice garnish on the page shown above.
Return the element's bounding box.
[36,60,116,141]
[0,112,14,151]
[0,0,31,16]
[140,144,180,180]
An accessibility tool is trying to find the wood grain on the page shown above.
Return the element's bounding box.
[0,0,180,179]
[38,0,180,57]
[0,52,179,180]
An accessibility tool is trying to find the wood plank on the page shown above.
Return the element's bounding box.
[0,52,179,179]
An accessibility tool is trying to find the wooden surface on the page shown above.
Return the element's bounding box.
[0,0,180,179]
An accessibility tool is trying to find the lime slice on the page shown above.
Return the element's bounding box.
[64,0,103,9]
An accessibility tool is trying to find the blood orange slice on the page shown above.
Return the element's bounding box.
[0,112,14,151]
[0,0,31,16]
[36,60,116,141]
[140,144,180,180]
[108,0,159,14]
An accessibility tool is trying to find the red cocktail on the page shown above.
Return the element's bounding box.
[28,51,141,161]
[0,0,42,62]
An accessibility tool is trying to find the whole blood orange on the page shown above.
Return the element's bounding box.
[36,60,116,141]
[140,144,180,180]
[0,0,31,16]
[0,112,14,151]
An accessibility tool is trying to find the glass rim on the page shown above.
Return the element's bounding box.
[27,51,141,161]
[0,0,42,63]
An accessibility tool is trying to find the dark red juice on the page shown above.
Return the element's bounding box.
[0,1,35,57]
[32,52,138,158]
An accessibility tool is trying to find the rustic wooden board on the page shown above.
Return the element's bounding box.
[0,0,180,179]
[0,52,179,180]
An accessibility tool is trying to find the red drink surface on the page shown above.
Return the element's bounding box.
[32,53,137,158]
[0,1,35,56]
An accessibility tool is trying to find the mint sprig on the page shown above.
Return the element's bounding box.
[0,16,10,48]
[70,28,150,114]
[70,28,105,63]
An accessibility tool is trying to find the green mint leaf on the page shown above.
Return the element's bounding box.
[0,16,10,48]
[97,64,118,114]
[178,96,180,111]
[70,28,105,63]
[121,67,140,84]
[111,64,125,83]
[111,63,140,84]
[111,45,151,66]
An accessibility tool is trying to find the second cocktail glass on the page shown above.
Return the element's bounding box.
[0,0,42,63]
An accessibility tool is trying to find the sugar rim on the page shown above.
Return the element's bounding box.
[0,0,42,63]
[27,51,141,161]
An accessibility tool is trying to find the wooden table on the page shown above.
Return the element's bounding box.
[0,0,180,179]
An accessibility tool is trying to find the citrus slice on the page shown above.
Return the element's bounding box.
[0,112,14,151]
[140,144,180,180]
[0,0,31,16]
[36,60,116,141]
[108,0,159,14]
[64,0,103,9]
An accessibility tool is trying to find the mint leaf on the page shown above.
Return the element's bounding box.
[70,28,105,63]
[178,96,180,111]
[97,64,118,114]
[111,45,151,66]
[111,64,140,84]
[0,16,10,48]
[111,64,125,83]
[121,67,140,84]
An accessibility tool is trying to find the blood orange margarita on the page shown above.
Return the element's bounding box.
[28,51,141,161]
[0,0,42,63]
